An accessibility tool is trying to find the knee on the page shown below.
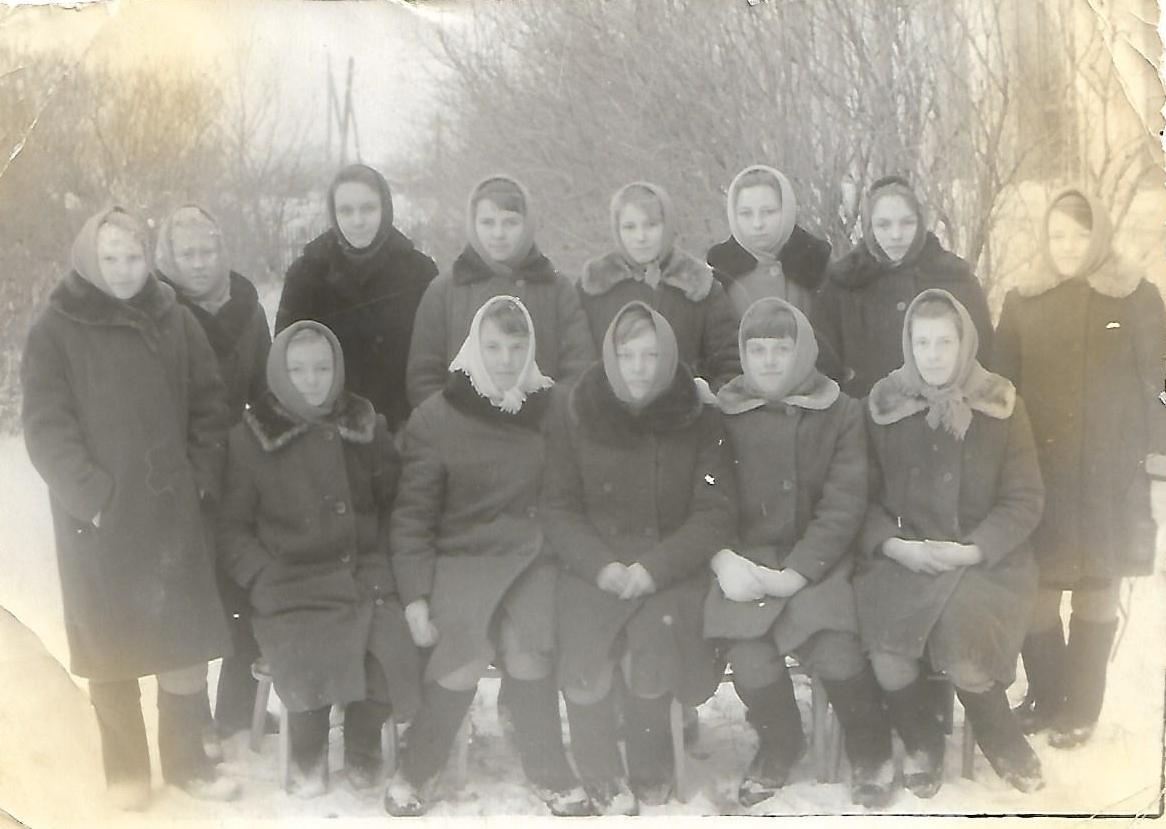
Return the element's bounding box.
[796,631,866,682]
[156,664,208,695]
[1030,588,1064,633]
[436,659,490,692]
[726,640,785,691]
[945,660,993,694]
[564,661,615,706]
[869,651,919,692]
[501,650,551,681]
[1072,585,1120,623]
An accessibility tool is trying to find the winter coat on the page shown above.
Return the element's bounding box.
[406,248,595,408]
[579,252,741,390]
[21,273,232,681]
[707,227,831,319]
[216,391,421,715]
[541,363,736,704]
[276,228,438,431]
[161,271,271,422]
[812,234,993,398]
[853,374,1044,684]
[704,377,866,654]
[993,268,1166,584]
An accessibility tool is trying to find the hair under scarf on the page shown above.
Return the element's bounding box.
[609,181,678,289]
[861,176,927,269]
[328,164,395,263]
[726,165,798,264]
[266,320,346,423]
[1040,187,1113,281]
[154,204,232,311]
[448,295,553,414]
[465,174,539,278]
[601,300,680,411]
[71,207,152,299]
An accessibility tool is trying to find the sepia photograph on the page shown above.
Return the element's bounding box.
[0,0,1164,825]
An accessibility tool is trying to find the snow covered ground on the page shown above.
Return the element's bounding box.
[1,433,1163,827]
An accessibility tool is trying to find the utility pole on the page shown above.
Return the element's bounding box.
[325,55,361,166]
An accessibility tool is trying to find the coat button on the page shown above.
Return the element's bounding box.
[784,405,796,416]
[896,301,907,312]
[324,431,334,441]
[340,553,352,563]
[942,472,953,482]
[515,279,526,287]
[334,502,348,515]
[602,482,612,492]
[781,480,793,491]
[374,597,384,606]
[769,265,781,277]
[526,506,538,518]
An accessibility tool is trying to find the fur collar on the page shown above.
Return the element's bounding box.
[868,368,1015,426]
[570,360,704,447]
[50,271,175,327]
[827,233,971,291]
[160,271,261,359]
[707,226,831,290]
[442,370,552,430]
[244,391,377,452]
[451,244,557,286]
[580,249,714,302]
[1016,256,1145,300]
[717,371,840,416]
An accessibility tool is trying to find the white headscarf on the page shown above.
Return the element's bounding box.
[448,295,554,413]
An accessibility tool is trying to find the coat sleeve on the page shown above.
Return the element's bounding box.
[810,279,847,384]
[783,398,868,582]
[274,256,316,335]
[540,397,620,583]
[405,277,450,408]
[247,305,273,407]
[699,282,742,390]
[361,416,402,598]
[388,406,445,605]
[859,413,902,558]
[960,275,994,365]
[20,316,113,523]
[554,278,598,384]
[964,399,1045,567]
[182,309,232,501]
[637,410,738,589]
[215,425,275,587]
[990,291,1022,383]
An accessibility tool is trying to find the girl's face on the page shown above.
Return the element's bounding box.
[286,338,335,406]
[1047,210,1092,276]
[479,317,530,392]
[96,224,149,299]
[334,181,383,249]
[474,199,526,263]
[910,315,961,388]
[870,194,919,263]
[734,185,784,251]
[743,336,797,396]
[170,225,223,295]
[616,327,660,401]
[618,202,664,265]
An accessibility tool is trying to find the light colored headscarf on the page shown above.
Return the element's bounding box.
[466,175,538,278]
[71,207,151,299]
[449,295,553,414]
[601,300,680,411]
[726,164,798,265]
[609,181,678,289]
[1040,187,1113,280]
[861,176,927,269]
[266,320,346,423]
[155,204,231,312]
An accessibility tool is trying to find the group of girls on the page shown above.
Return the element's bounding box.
[20,159,1164,816]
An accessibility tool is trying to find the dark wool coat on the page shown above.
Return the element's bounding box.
[21,273,232,681]
[579,252,740,390]
[853,375,1044,684]
[993,267,1166,585]
[406,247,595,408]
[390,374,557,683]
[812,234,993,398]
[161,271,271,422]
[541,363,736,704]
[216,392,420,716]
[707,226,832,318]
[704,378,866,655]
[276,228,438,431]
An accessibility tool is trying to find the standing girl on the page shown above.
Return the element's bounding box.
[21,208,239,808]
[406,175,595,406]
[542,301,735,814]
[277,164,438,431]
[994,188,1166,748]
[384,296,590,817]
[855,289,1045,796]
[579,182,739,391]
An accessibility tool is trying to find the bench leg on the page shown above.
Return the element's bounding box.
[450,709,472,789]
[277,703,291,790]
[828,708,845,784]
[382,715,398,778]
[961,720,976,780]
[250,675,272,753]
[670,697,688,802]
[811,676,828,783]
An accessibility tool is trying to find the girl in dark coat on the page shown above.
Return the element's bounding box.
[383,296,590,817]
[994,188,1166,748]
[217,321,421,797]
[706,297,893,808]
[856,289,1045,796]
[579,182,740,392]
[542,301,736,814]
[155,204,272,741]
[706,165,832,318]
[21,208,239,808]
[406,175,595,407]
[276,164,438,431]
[812,177,993,398]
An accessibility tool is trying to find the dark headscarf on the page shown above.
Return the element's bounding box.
[327,164,395,265]
[861,176,928,269]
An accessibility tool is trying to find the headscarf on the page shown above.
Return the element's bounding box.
[1040,187,1113,281]
[71,207,152,299]
[610,181,678,289]
[266,320,346,423]
[327,164,395,264]
[465,175,539,278]
[717,296,833,415]
[154,204,231,312]
[448,295,553,414]
[861,176,927,269]
[602,300,680,411]
[726,165,798,265]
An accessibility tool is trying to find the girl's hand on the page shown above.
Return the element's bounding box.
[929,541,982,567]
[759,567,809,598]
[92,512,102,529]
[883,538,957,575]
[404,599,439,648]
[620,563,656,600]
[597,562,630,596]
[712,549,767,602]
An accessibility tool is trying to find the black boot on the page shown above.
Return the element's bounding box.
[735,668,806,807]
[623,694,674,805]
[343,699,391,790]
[957,685,1044,792]
[157,688,240,801]
[1050,617,1118,749]
[214,577,262,738]
[503,674,592,815]
[287,706,331,798]
[565,694,636,815]
[822,667,895,809]
[384,683,476,816]
[883,677,945,798]
[1014,626,1067,734]
[90,679,152,810]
